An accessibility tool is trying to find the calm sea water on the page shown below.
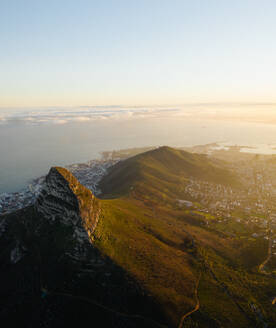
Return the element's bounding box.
[1,116,276,193]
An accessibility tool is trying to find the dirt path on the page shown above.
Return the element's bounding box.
[258,243,272,274]
[258,223,272,275]
[178,273,201,328]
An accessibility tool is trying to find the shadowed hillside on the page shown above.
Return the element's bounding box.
[0,167,166,328]
[1,149,276,328]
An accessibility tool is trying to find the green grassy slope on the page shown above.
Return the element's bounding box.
[93,196,276,327]
[99,146,240,200]
[2,147,275,327]
[94,147,276,327]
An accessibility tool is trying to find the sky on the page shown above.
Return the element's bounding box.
[1,0,276,107]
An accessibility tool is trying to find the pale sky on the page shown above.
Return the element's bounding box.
[1,0,276,107]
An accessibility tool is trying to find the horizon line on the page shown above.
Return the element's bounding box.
[1,102,276,110]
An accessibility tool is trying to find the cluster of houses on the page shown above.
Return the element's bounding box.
[181,174,276,240]
[66,159,117,195]
[0,178,43,215]
[0,159,118,216]
[184,177,274,218]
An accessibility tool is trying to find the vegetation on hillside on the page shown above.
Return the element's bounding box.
[1,147,276,327]
[99,146,240,201]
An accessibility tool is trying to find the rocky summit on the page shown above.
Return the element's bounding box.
[0,165,162,328]
[36,167,100,247]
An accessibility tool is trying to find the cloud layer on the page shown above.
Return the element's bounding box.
[0,106,183,125]
[1,104,276,125]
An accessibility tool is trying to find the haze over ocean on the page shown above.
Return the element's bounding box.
[1,104,276,193]
[2,1,276,193]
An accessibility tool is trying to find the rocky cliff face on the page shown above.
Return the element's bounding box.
[36,166,100,248]
[0,166,166,328]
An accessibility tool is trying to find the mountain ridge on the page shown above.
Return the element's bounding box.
[1,147,276,327]
[99,146,240,200]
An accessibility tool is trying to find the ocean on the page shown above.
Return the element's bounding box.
[1,106,276,193]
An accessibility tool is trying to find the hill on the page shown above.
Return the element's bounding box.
[99,146,240,200]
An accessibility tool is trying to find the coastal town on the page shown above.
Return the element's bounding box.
[0,176,44,215]
[66,158,118,195]
[0,158,117,216]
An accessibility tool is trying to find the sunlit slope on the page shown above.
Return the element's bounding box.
[99,146,240,200]
[93,195,276,327]
[95,147,276,327]
[95,198,198,326]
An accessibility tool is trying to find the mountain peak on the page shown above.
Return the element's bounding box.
[36,166,100,243]
[99,146,239,198]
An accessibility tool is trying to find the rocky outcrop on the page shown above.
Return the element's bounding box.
[36,166,100,246]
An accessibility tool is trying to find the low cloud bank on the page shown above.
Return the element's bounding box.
[0,106,181,125]
[0,104,276,125]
